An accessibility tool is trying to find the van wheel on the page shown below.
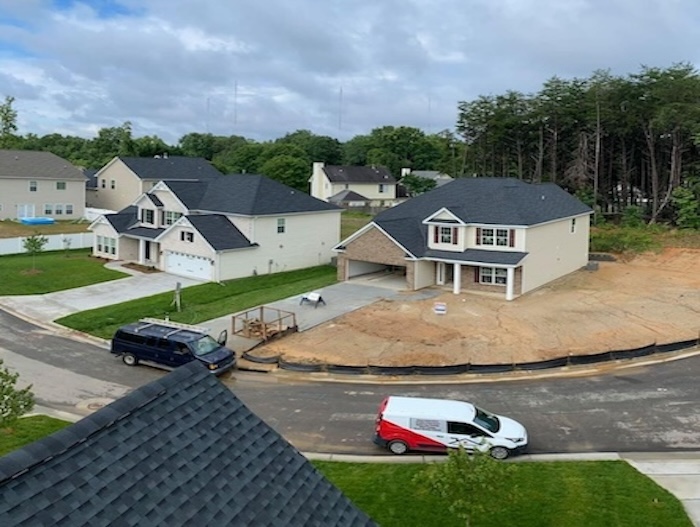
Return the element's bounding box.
[490,446,510,460]
[122,353,138,366]
[388,440,408,455]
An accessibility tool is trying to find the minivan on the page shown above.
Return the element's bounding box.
[374,396,528,459]
[110,318,236,375]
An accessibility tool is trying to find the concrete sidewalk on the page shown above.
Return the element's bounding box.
[2,266,699,526]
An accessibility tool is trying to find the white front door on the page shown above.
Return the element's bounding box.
[17,204,35,218]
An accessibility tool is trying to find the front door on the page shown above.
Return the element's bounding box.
[144,241,151,261]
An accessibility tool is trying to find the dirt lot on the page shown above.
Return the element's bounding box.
[256,248,700,366]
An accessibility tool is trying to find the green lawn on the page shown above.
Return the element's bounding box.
[314,461,692,527]
[1,419,690,526]
[57,265,338,339]
[341,211,373,240]
[0,250,126,295]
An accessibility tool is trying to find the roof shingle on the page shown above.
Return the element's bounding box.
[0,150,85,180]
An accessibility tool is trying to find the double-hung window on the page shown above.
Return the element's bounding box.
[480,267,507,285]
[477,227,514,247]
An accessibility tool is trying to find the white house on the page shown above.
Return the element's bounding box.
[90,174,342,281]
[309,162,397,206]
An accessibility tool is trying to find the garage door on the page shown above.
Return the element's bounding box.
[165,252,213,281]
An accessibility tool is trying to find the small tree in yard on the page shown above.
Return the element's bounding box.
[421,447,518,527]
[0,359,34,430]
[23,232,49,272]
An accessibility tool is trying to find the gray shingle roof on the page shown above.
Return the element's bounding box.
[0,362,377,527]
[374,177,592,258]
[424,248,528,265]
[0,150,86,180]
[118,156,222,181]
[323,165,396,184]
[187,215,256,251]
[168,175,341,215]
[329,190,370,203]
[105,206,139,232]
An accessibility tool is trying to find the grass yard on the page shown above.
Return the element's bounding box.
[0,219,91,239]
[57,265,338,339]
[341,211,373,240]
[0,249,126,295]
[0,419,689,527]
[314,461,692,527]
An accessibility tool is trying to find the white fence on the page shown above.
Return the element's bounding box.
[0,232,94,256]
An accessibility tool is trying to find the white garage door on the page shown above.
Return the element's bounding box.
[165,251,213,281]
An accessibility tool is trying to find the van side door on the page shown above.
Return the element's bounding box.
[446,421,493,452]
[169,341,195,368]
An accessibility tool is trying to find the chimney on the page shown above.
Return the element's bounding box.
[400,167,411,177]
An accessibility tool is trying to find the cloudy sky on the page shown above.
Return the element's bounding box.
[0,0,698,144]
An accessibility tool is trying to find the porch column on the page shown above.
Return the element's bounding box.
[506,267,515,301]
[453,263,461,294]
[138,239,145,264]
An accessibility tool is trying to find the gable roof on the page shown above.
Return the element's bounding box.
[328,189,370,203]
[372,177,592,258]
[0,362,376,527]
[186,215,256,251]
[83,168,99,188]
[167,175,341,215]
[0,150,85,180]
[104,205,139,232]
[118,156,222,181]
[322,165,396,184]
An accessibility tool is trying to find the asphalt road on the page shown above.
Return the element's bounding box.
[3,309,700,455]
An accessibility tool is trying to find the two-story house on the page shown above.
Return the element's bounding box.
[0,150,86,220]
[89,174,341,281]
[335,178,593,300]
[87,155,222,211]
[309,162,397,206]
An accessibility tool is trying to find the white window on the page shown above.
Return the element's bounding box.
[571,218,577,233]
[29,181,37,192]
[480,267,507,285]
[44,204,53,215]
[142,209,154,224]
[110,179,116,189]
[108,237,116,255]
[55,204,63,215]
[496,229,509,246]
[440,226,452,244]
[180,231,194,243]
[56,181,66,190]
[478,228,513,247]
[277,218,286,234]
[481,228,494,245]
[65,204,73,215]
[164,211,182,225]
[97,235,103,252]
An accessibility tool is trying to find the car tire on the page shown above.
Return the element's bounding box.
[122,353,138,366]
[388,440,409,455]
[489,446,510,460]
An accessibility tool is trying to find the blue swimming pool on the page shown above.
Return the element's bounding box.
[20,217,56,225]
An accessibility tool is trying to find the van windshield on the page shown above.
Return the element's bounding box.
[191,335,221,357]
[474,407,500,433]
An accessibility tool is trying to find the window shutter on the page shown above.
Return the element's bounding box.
[476,227,481,246]
[453,227,458,245]
[474,267,479,282]
[509,229,515,247]
[433,226,439,243]
[161,211,165,224]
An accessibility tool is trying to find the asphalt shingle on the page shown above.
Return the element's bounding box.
[0,150,86,181]
[119,156,222,181]
[323,165,395,184]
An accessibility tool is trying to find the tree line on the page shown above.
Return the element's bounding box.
[2,62,700,226]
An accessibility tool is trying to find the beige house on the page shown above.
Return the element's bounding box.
[87,155,222,211]
[0,150,86,220]
[309,162,397,206]
[335,177,593,301]
[90,175,341,282]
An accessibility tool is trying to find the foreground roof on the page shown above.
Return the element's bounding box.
[118,156,222,181]
[0,362,376,527]
[0,150,85,180]
[373,177,592,258]
[168,174,341,215]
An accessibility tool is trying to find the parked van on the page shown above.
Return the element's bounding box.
[373,396,528,459]
[110,318,236,375]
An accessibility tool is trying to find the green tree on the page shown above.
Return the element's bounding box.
[422,448,518,527]
[671,184,700,229]
[0,95,19,148]
[400,173,437,196]
[259,155,310,191]
[23,232,49,271]
[0,359,34,429]
[276,130,342,164]
[213,142,264,173]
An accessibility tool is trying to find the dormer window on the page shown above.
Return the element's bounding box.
[141,209,154,224]
[433,225,458,245]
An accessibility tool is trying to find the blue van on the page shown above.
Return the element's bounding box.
[110,318,236,375]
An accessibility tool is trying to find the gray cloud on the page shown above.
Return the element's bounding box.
[0,0,697,144]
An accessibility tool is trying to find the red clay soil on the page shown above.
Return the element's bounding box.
[254,248,700,366]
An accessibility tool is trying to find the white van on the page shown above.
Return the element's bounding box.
[373,396,528,459]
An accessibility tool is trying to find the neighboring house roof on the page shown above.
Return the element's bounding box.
[322,165,396,184]
[167,175,341,215]
[0,149,86,180]
[328,189,370,203]
[83,168,99,188]
[0,362,376,527]
[371,178,592,259]
[411,170,452,181]
[186,215,256,251]
[118,156,223,181]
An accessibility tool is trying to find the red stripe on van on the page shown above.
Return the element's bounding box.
[377,419,446,451]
